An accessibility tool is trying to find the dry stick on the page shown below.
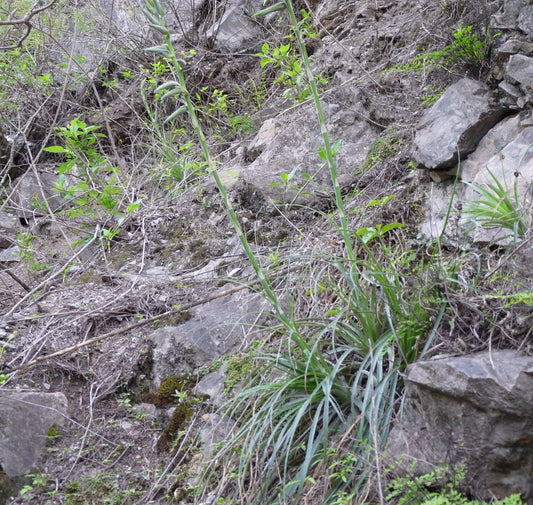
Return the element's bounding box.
[5,282,250,374]
[0,0,58,50]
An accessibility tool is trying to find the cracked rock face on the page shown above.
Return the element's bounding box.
[412,78,507,171]
[386,351,533,504]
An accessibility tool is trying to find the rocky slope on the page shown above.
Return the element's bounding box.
[1,0,533,504]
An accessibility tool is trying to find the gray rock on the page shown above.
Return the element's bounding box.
[387,351,533,504]
[194,363,228,408]
[150,289,270,388]
[0,211,17,249]
[492,0,530,30]
[207,0,264,53]
[419,181,465,241]
[518,5,533,35]
[499,79,523,104]
[198,413,234,460]
[460,113,533,243]
[13,172,65,219]
[0,391,68,477]
[0,246,21,263]
[412,78,507,170]
[218,86,376,208]
[495,39,533,59]
[506,54,533,88]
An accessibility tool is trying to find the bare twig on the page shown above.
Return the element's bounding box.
[0,0,58,50]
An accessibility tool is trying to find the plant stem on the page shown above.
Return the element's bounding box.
[283,0,354,260]
[145,1,319,359]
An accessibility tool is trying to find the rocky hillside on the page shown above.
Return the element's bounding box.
[0,0,532,504]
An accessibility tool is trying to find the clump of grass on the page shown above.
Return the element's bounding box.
[463,169,529,243]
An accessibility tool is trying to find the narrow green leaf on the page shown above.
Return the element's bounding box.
[145,45,170,56]
[163,105,188,124]
[155,81,182,92]
[253,2,287,17]
[148,23,169,35]
[44,145,68,153]
[160,87,185,100]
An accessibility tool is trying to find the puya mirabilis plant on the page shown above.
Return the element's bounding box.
[144,2,440,504]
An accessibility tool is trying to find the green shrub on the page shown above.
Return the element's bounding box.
[387,465,525,505]
[386,24,491,75]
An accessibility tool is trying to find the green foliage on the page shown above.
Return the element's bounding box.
[44,118,141,243]
[359,130,404,173]
[0,48,52,115]
[142,73,209,195]
[0,337,9,386]
[255,10,327,102]
[463,169,529,243]
[195,86,254,137]
[45,118,106,174]
[387,24,491,75]
[418,84,446,107]
[203,224,438,502]
[387,465,525,505]
[144,2,441,504]
[15,231,52,274]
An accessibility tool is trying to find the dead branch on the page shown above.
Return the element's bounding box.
[0,0,58,51]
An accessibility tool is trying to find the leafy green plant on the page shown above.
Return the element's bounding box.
[44,118,140,242]
[268,165,314,207]
[15,231,52,274]
[418,84,446,107]
[387,464,524,505]
[387,24,490,75]
[255,10,327,102]
[463,169,529,243]
[142,81,208,195]
[359,130,404,173]
[195,86,254,137]
[44,118,106,176]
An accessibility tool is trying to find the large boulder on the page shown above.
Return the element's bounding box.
[501,54,533,107]
[0,391,68,477]
[386,351,533,504]
[420,112,533,244]
[217,85,377,209]
[491,0,531,31]
[460,112,533,243]
[150,288,271,388]
[13,171,65,220]
[206,0,264,53]
[412,78,507,171]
